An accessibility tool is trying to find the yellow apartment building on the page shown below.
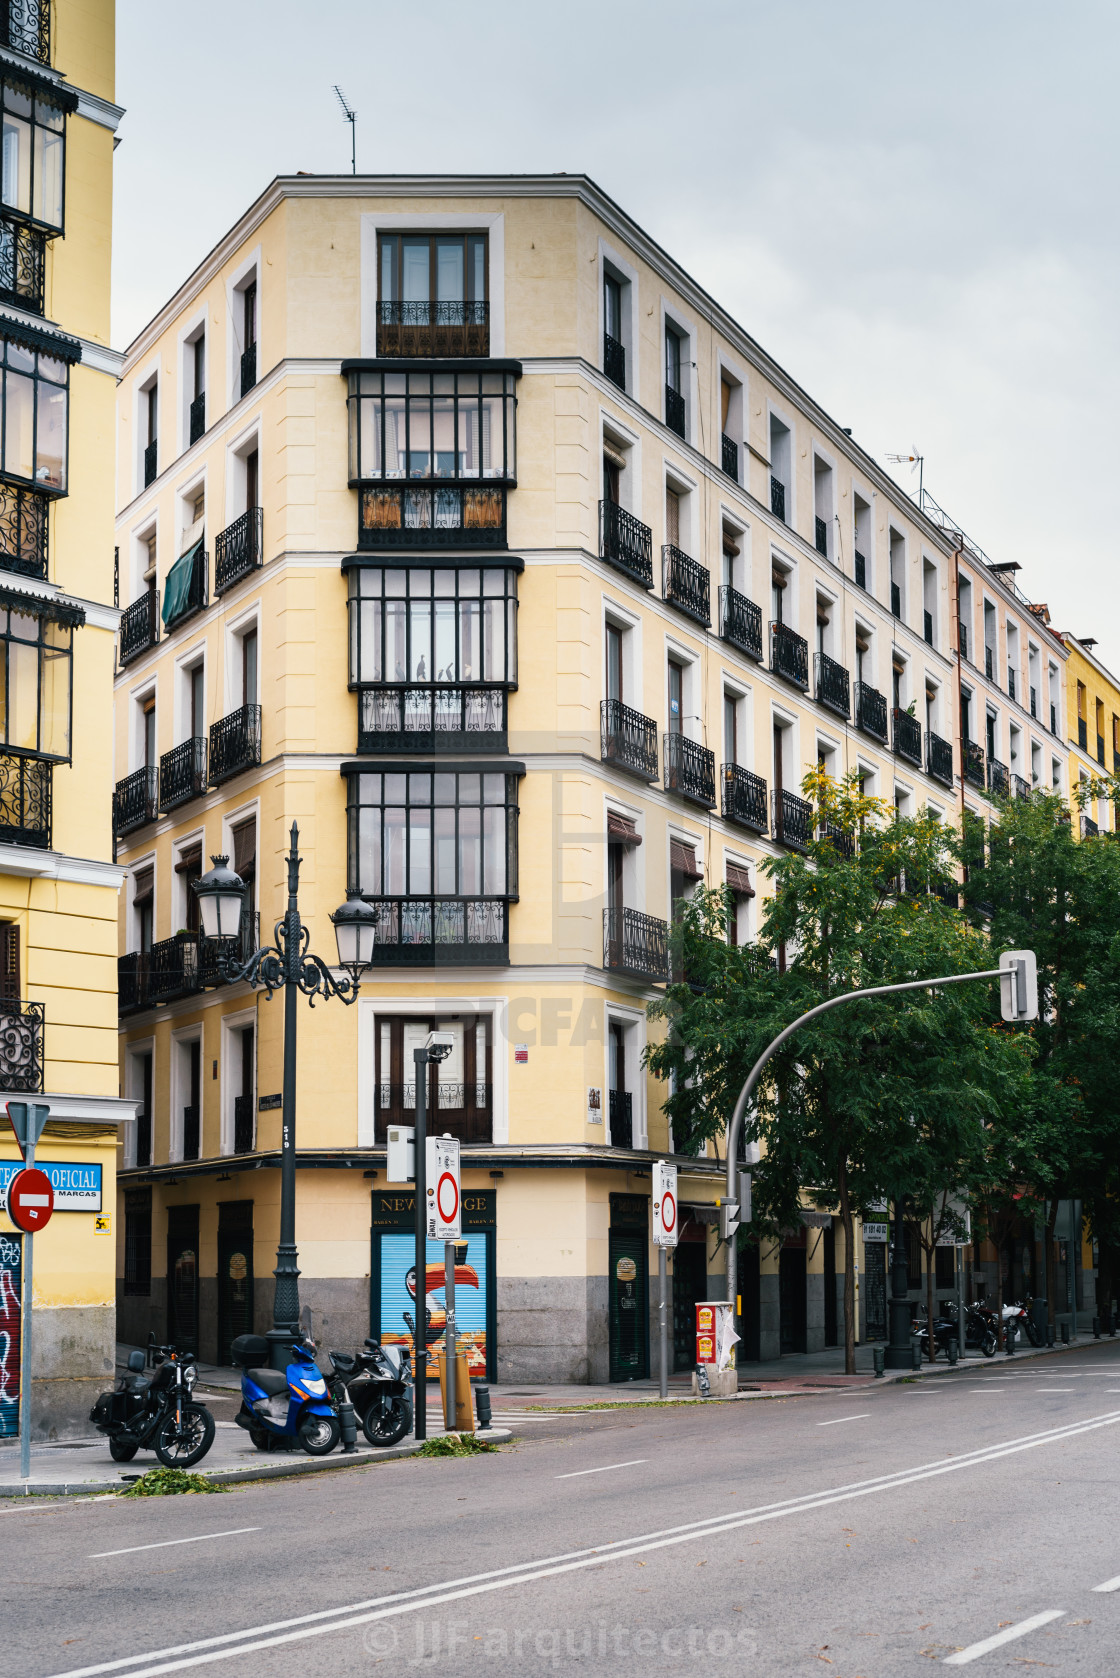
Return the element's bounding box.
[113,174,1010,1379]
[1061,632,1120,836]
[0,0,130,1441]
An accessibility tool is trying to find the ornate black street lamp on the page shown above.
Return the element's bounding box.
[195,821,379,1370]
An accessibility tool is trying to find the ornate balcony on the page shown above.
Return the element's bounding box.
[963,738,986,790]
[722,762,767,833]
[926,731,955,788]
[772,788,812,852]
[609,1089,633,1148]
[0,752,51,849]
[603,906,669,982]
[665,384,686,439]
[2,1,50,62]
[233,1094,256,1154]
[163,543,208,631]
[604,332,626,391]
[721,434,738,481]
[240,342,256,398]
[364,897,508,966]
[120,916,261,1017]
[855,681,888,743]
[189,393,205,445]
[1082,815,1099,840]
[987,758,1009,798]
[662,545,710,626]
[815,652,851,719]
[819,822,855,859]
[770,621,809,690]
[1011,773,1031,801]
[0,218,44,316]
[359,484,506,549]
[0,481,48,578]
[664,733,716,808]
[892,707,923,767]
[113,766,159,838]
[599,500,653,588]
[159,738,207,812]
[815,516,828,557]
[0,999,44,1093]
[119,591,159,665]
[719,585,762,661]
[358,685,506,754]
[771,477,786,521]
[376,300,489,358]
[197,912,259,990]
[601,699,658,781]
[215,506,263,594]
[208,704,262,786]
[146,934,201,1006]
[118,952,148,1015]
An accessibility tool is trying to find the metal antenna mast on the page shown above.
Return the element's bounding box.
[333,85,356,175]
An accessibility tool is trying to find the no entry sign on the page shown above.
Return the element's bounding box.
[426,1136,461,1239]
[5,1167,53,1232]
[653,1160,678,1247]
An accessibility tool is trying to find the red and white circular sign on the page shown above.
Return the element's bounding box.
[661,1188,677,1237]
[436,1171,459,1227]
[6,1166,54,1232]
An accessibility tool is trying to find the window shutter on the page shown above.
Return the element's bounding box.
[231,819,256,883]
[665,488,680,548]
[669,838,703,880]
[0,923,19,1002]
[726,862,754,898]
[174,844,202,875]
[132,866,154,907]
[606,811,641,847]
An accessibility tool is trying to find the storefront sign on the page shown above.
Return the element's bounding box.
[0,1160,101,1212]
[863,1222,889,1243]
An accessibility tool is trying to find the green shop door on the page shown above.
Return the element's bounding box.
[217,1201,254,1366]
[608,1231,649,1381]
[167,1205,200,1357]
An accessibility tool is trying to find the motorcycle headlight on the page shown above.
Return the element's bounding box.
[183,1364,197,1389]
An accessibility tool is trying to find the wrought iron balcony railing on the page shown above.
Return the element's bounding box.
[119,591,159,665]
[987,758,1009,798]
[664,732,716,807]
[718,585,762,661]
[164,544,208,630]
[890,580,901,618]
[854,550,866,589]
[121,915,263,1018]
[215,506,263,594]
[603,906,669,982]
[609,1088,633,1148]
[182,1104,200,1162]
[159,737,207,812]
[144,439,157,488]
[1081,815,1099,840]
[963,738,986,789]
[233,1094,255,1154]
[240,342,256,398]
[0,998,44,1092]
[599,500,653,588]
[376,300,489,358]
[665,384,686,438]
[819,821,855,859]
[364,897,508,965]
[771,477,786,521]
[375,1083,493,1145]
[662,544,710,626]
[197,911,260,991]
[855,681,888,743]
[1011,773,1031,801]
[892,707,923,767]
[0,751,50,848]
[2,1,50,63]
[721,433,738,481]
[189,392,205,445]
[772,788,812,852]
[208,704,262,785]
[603,332,626,391]
[814,516,828,557]
[359,483,506,548]
[601,699,658,780]
[147,934,202,1006]
[815,652,851,719]
[0,218,44,315]
[770,620,809,689]
[118,951,149,1015]
[0,481,48,578]
[359,685,506,754]
[926,730,954,787]
[113,765,159,837]
[722,762,768,833]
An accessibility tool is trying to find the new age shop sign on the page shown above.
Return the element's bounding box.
[0,1160,101,1212]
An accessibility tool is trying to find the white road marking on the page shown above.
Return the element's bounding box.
[555,1459,648,1479]
[1091,1574,1120,1592]
[943,1609,1065,1665]
[45,1410,1120,1678]
[1035,1388,1075,1394]
[90,1529,260,1559]
[816,1414,871,1426]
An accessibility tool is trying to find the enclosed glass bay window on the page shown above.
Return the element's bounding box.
[348,369,515,484]
[0,596,77,759]
[0,335,68,491]
[347,769,519,901]
[347,564,518,687]
[0,74,71,232]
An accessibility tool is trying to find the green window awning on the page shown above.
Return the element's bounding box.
[162,539,203,626]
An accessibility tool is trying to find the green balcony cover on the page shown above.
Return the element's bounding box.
[162,539,203,626]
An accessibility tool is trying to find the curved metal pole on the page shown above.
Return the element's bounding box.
[723,966,1002,1325]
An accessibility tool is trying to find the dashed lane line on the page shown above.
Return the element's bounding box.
[943,1610,1066,1665]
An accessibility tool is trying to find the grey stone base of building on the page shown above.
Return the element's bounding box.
[23,1304,116,1441]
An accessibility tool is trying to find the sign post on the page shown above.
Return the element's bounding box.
[5,1101,50,1481]
[427,1135,462,1431]
[653,1161,678,1398]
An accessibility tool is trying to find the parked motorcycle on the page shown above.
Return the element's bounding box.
[912,1312,962,1362]
[917,1301,998,1358]
[325,1337,413,1448]
[90,1342,215,1467]
[1003,1300,1042,1347]
[231,1333,340,1455]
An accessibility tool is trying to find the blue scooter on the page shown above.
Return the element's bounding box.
[231,1333,340,1455]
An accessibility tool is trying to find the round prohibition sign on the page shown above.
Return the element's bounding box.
[661,1188,677,1236]
[436,1170,460,1227]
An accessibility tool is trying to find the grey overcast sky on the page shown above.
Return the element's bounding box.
[115,1,1120,664]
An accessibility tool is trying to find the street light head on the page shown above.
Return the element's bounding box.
[192,855,246,941]
[330,889,380,979]
[424,1030,455,1063]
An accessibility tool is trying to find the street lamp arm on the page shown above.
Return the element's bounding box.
[214,917,364,1006]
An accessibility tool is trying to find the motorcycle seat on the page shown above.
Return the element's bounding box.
[247,1367,290,1397]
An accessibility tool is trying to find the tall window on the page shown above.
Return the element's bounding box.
[667,659,683,735]
[241,627,258,707]
[347,564,518,687]
[723,691,738,763]
[604,274,622,343]
[0,336,67,491]
[375,1015,491,1141]
[0,74,68,231]
[188,662,204,738]
[347,769,519,902]
[605,623,623,704]
[0,599,74,758]
[379,233,487,311]
[133,866,153,953]
[243,281,256,352]
[142,696,156,767]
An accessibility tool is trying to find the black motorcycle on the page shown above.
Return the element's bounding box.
[90,1343,215,1467]
[326,1334,412,1447]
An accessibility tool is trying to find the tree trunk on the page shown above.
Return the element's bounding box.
[994,1213,1006,1352]
[1045,1198,1060,1329]
[926,1225,938,1363]
[838,1157,856,1376]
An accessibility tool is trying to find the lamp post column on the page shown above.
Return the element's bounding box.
[414,1046,429,1440]
[885,1199,914,1369]
[268,826,303,1370]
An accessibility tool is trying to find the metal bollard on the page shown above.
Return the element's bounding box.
[947,1339,959,1365]
[1005,1321,1015,1355]
[474,1384,492,1429]
[1061,1321,1070,1344]
[1047,1324,1056,1347]
[1093,1316,1101,1339]
[338,1396,359,1453]
[873,1346,885,1378]
[911,1342,922,1371]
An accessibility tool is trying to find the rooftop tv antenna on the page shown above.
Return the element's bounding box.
[885,445,923,504]
[333,85,356,175]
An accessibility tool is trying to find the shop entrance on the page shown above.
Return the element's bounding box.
[217,1201,254,1365]
[864,1241,887,1341]
[737,1240,761,1363]
[779,1246,807,1354]
[672,1236,708,1371]
[167,1204,200,1356]
[608,1193,649,1382]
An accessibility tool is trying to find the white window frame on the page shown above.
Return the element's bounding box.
[124,1039,156,1169]
[224,600,262,714]
[356,995,510,1148]
[597,237,639,402]
[133,358,160,496]
[176,304,208,457]
[168,1022,203,1164]
[659,297,698,445]
[359,213,507,361]
[220,1005,258,1157]
[603,1002,648,1149]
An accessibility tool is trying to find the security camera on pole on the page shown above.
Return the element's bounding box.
[652,1160,678,1398]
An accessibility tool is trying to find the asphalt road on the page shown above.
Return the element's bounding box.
[6,1341,1120,1677]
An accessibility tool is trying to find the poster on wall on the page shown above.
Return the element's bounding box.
[378,1235,489,1378]
[0,1233,21,1438]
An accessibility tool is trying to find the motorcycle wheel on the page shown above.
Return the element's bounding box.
[363,1395,412,1448]
[109,1438,139,1462]
[980,1331,997,1358]
[153,1404,216,1469]
[299,1414,341,1456]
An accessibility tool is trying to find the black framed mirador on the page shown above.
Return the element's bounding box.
[0,593,79,760]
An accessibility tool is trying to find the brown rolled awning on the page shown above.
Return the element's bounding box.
[670,838,703,880]
[607,811,641,847]
[726,862,755,897]
[231,818,256,882]
[174,845,202,875]
[132,866,153,907]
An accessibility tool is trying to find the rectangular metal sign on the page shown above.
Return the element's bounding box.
[426,1135,461,1240]
[862,1222,889,1243]
[0,1160,101,1211]
[386,1125,415,1185]
[652,1160,678,1247]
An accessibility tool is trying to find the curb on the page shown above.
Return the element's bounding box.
[0,1426,513,1499]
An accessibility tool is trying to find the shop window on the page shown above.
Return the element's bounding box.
[375,1013,492,1142]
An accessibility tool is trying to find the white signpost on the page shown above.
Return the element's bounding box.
[426,1135,461,1240]
[653,1161,678,1398]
